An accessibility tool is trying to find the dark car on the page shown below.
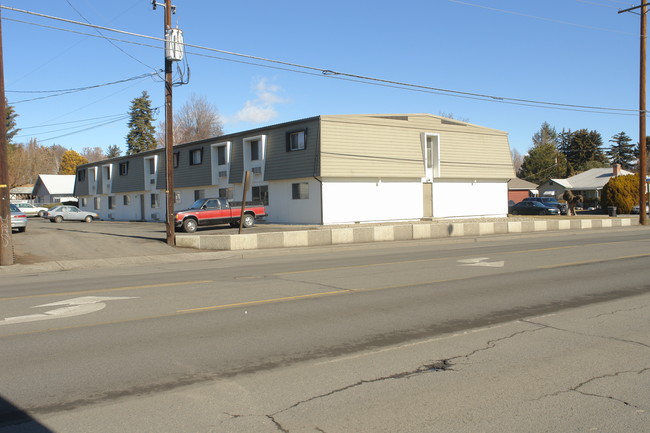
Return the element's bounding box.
[509,201,560,216]
[522,197,568,215]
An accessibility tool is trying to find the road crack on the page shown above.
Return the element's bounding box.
[533,367,650,409]
[521,319,650,350]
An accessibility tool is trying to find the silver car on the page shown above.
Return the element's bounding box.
[9,203,28,232]
[14,202,48,217]
[45,205,99,223]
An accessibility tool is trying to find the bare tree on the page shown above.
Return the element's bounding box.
[512,148,524,174]
[7,139,61,187]
[156,94,224,146]
[81,146,105,163]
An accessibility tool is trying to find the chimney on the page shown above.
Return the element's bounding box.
[613,163,621,177]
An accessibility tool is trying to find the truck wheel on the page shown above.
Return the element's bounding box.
[183,218,198,233]
[242,214,255,228]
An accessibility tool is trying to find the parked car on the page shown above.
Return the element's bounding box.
[522,197,568,215]
[631,204,649,214]
[44,205,99,223]
[509,201,560,216]
[174,197,267,233]
[9,203,27,232]
[14,202,48,217]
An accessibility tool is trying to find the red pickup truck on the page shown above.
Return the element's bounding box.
[174,198,267,233]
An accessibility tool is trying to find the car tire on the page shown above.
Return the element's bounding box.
[242,214,255,228]
[37,210,45,217]
[54,215,63,223]
[17,227,26,233]
[182,218,198,233]
[84,215,93,223]
[512,210,519,215]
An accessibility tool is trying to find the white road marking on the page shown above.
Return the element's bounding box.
[0,296,137,326]
[458,257,505,267]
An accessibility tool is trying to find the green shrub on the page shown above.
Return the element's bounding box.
[601,174,639,214]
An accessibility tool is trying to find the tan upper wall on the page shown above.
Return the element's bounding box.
[320,114,515,179]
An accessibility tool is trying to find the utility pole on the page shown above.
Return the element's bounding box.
[153,0,179,245]
[620,3,648,225]
[0,10,15,266]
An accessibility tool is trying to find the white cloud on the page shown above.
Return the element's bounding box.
[230,77,286,124]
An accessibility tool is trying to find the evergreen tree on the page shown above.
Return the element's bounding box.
[557,129,575,176]
[105,145,122,158]
[59,150,88,175]
[606,132,636,170]
[5,99,19,147]
[518,123,568,185]
[126,91,157,155]
[565,129,607,172]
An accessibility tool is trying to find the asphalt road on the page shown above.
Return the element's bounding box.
[0,226,649,432]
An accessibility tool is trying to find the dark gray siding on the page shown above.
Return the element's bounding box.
[74,168,89,196]
[264,118,320,181]
[171,144,213,188]
[111,153,150,193]
[229,117,321,183]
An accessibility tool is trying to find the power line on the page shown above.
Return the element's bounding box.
[7,72,159,103]
[449,0,637,35]
[1,6,641,116]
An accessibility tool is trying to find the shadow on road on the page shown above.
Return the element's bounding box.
[0,395,53,432]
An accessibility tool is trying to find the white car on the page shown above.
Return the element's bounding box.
[14,202,48,217]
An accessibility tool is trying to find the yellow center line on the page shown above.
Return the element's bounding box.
[0,280,214,302]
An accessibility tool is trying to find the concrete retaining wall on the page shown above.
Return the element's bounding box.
[175,217,635,251]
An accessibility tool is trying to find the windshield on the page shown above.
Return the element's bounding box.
[189,199,207,210]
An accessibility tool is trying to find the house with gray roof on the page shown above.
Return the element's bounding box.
[32,175,77,205]
[537,165,633,207]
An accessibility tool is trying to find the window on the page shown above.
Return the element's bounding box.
[173,152,179,168]
[190,148,203,165]
[77,169,86,182]
[123,195,130,206]
[287,130,306,151]
[250,140,260,161]
[151,193,160,208]
[108,196,116,209]
[252,185,269,205]
[148,158,156,174]
[174,192,181,203]
[194,189,205,200]
[119,162,129,176]
[423,134,440,178]
[103,166,111,180]
[81,198,87,207]
[292,183,309,200]
[219,188,233,199]
[217,146,227,165]
[94,197,101,210]
[204,199,220,209]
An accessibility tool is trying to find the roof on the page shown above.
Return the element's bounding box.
[508,178,537,190]
[550,167,633,190]
[33,175,76,194]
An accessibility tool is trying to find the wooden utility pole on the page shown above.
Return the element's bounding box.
[164,0,175,245]
[0,11,15,266]
[153,0,176,245]
[620,3,648,225]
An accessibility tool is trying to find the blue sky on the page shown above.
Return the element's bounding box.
[1,0,645,158]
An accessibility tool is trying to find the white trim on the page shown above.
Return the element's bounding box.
[421,133,440,181]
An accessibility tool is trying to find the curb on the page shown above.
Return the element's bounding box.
[176,217,638,251]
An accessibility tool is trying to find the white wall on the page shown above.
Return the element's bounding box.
[431,181,508,218]
[321,179,423,225]
[265,179,322,224]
